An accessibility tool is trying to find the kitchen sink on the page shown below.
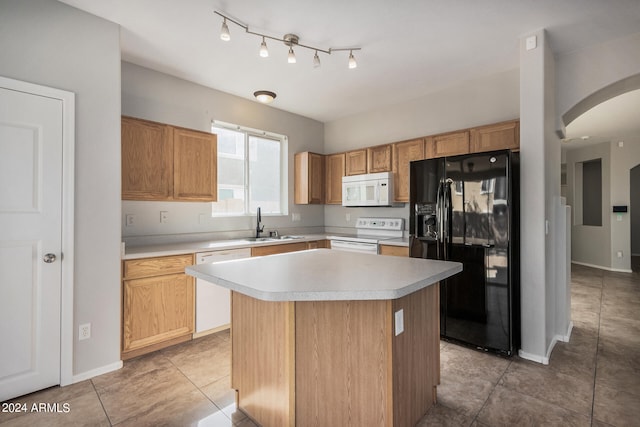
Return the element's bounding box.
[242,235,304,242]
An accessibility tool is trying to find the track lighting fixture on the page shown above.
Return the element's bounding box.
[220,18,230,41]
[214,10,361,69]
[259,37,269,57]
[254,90,277,104]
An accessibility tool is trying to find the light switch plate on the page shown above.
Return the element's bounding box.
[526,35,537,51]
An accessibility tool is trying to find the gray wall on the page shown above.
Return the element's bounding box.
[0,0,122,376]
[121,62,325,243]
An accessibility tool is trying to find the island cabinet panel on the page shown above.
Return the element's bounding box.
[325,152,346,205]
[306,239,330,249]
[296,300,394,427]
[470,120,519,153]
[121,116,173,200]
[173,127,217,201]
[345,149,367,176]
[367,144,393,173]
[392,284,440,427]
[231,292,295,427]
[392,138,426,202]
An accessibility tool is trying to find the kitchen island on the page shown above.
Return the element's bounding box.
[186,249,462,427]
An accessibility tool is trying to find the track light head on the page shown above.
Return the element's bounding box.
[313,50,321,68]
[348,50,357,69]
[259,37,269,57]
[220,18,230,41]
[288,46,296,64]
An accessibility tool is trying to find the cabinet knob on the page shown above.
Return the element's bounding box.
[43,253,57,263]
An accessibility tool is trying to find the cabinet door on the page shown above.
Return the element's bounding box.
[367,144,392,173]
[325,153,345,205]
[173,127,217,201]
[122,273,194,352]
[379,245,409,257]
[430,131,470,158]
[294,152,325,204]
[470,120,519,153]
[345,149,367,176]
[307,240,330,249]
[251,242,308,257]
[121,117,173,200]
[392,139,425,202]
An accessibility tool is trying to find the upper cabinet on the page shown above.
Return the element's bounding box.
[345,149,367,176]
[367,144,392,173]
[325,153,346,205]
[294,152,325,204]
[428,131,470,158]
[392,138,425,202]
[470,120,519,153]
[122,116,217,202]
[122,117,173,200]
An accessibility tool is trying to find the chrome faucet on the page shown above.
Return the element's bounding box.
[256,207,264,238]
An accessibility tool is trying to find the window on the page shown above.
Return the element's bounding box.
[212,122,287,216]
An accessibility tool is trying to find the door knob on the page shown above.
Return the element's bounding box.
[43,253,57,263]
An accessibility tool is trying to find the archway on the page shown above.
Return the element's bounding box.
[632,164,640,272]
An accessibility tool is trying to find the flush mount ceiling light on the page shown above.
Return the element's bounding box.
[214,10,361,69]
[254,90,277,104]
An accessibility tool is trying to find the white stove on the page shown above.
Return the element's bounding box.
[328,217,404,254]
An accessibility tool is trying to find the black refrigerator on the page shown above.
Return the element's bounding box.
[409,150,519,356]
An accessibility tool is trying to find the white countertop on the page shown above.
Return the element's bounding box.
[186,249,461,302]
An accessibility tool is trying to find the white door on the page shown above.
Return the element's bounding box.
[0,85,63,401]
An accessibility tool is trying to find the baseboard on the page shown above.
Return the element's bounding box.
[571,260,632,273]
[72,360,123,383]
[559,321,574,343]
[192,324,230,339]
[518,349,549,365]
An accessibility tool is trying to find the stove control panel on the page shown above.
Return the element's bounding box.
[356,217,404,231]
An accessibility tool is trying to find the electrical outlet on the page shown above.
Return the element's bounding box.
[617,251,623,258]
[394,309,404,336]
[125,214,135,227]
[292,213,301,222]
[160,211,168,224]
[79,323,91,341]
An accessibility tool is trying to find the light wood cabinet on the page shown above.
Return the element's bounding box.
[122,116,217,202]
[367,144,392,173]
[325,153,345,205]
[173,127,217,201]
[121,117,173,200]
[307,239,330,249]
[429,131,470,158]
[392,138,425,202]
[345,149,367,176]
[470,120,519,153]
[122,254,194,359]
[379,244,409,257]
[251,242,309,257]
[294,152,325,204]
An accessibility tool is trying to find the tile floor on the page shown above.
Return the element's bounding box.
[1,263,638,426]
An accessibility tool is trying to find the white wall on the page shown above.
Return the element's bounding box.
[0,0,122,377]
[121,62,325,243]
[323,69,520,230]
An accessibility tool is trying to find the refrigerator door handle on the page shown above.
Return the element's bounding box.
[436,181,444,252]
[443,178,453,259]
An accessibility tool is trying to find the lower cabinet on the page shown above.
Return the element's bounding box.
[379,244,409,257]
[122,254,195,359]
[251,241,308,257]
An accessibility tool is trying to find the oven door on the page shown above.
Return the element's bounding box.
[330,239,379,254]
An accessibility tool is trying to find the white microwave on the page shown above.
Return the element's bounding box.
[342,172,396,207]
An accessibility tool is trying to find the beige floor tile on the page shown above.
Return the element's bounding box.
[547,343,596,378]
[476,385,591,426]
[0,389,110,427]
[440,344,511,385]
[595,344,640,397]
[199,376,246,422]
[416,403,475,426]
[162,334,231,388]
[593,382,640,427]
[498,360,594,415]
[436,370,495,417]
[90,351,173,392]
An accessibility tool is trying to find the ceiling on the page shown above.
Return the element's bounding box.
[59,0,640,125]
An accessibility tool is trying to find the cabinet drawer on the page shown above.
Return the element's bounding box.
[123,254,194,280]
[251,242,308,257]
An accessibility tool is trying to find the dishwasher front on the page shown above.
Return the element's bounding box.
[195,247,251,334]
